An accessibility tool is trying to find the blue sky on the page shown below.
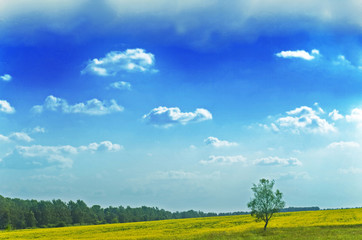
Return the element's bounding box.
[1,0,362,212]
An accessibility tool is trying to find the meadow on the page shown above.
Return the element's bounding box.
[1,208,362,239]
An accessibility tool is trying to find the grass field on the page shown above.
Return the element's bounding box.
[1,208,362,239]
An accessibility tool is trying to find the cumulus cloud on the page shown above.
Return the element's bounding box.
[0,145,76,169]
[8,132,33,142]
[0,74,12,81]
[82,49,156,76]
[329,109,344,121]
[143,106,212,127]
[110,81,132,91]
[333,55,353,67]
[327,141,360,149]
[0,141,122,169]
[274,106,335,134]
[346,108,362,123]
[204,136,237,147]
[32,95,123,115]
[275,49,320,60]
[32,126,45,133]
[79,141,123,152]
[0,134,10,142]
[0,100,15,114]
[0,132,34,142]
[200,155,246,165]
[254,156,302,166]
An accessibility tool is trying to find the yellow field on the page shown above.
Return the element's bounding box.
[1,208,362,239]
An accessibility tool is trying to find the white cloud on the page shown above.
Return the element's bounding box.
[0,132,34,142]
[327,141,360,149]
[143,106,212,127]
[3,1,362,48]
[82,49,156,76]
[254,156,302,166]
[32,95,123,115]
[0,134,10,142]
[110,81,132,91]
[204,136,237,147]
[331,55,362,70]
[275,106,335,134]
[32,126,45,133]
[17,145,78,157]
[311,49,320,55]
[0,140,122,169]
[346,108,362,122]
[0,100,15,114]
[314,102,324,114]
[200,155,246,165]
[334,55,352,66]
[329,109,344,121]
[9,132,33,142]
[0,74,12,81]
[275,49,319,60]
[79,141,123,152]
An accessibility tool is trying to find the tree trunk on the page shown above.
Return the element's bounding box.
[264,219,268,231]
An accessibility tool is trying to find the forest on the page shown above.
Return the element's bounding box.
[0,195,319,230]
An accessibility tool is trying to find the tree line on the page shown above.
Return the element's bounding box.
[0,193,320,230]
[0,195,219,230]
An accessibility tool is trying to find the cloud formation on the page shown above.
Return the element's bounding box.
[79,141,123,152]
[276,49,320,60]
[0,100,15,114]
[204,136,237,147]
[0,132,33,142]
[0,141,123,169]
[3,1,362,47]
[0,134,9,142]
[82,49,156,76]
[110,81,132,91]
[32,126,45,133]
[329,109,344,121]
[254,156,302,166]
[0,74,12,81]
[346,108,362,123]
[8,132,33,142]
[143,106,212,127]
[32,95,123,115]
[200,155,246,165]
[274,106,335,134]
[327,141,360,149]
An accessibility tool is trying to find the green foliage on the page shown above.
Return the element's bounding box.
[247,178,285,230]
[0,194,218,230]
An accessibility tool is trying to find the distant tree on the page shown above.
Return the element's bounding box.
[247,178,285,231]
[25,211,37,228]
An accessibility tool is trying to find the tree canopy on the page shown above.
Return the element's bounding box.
[247,178,285,230]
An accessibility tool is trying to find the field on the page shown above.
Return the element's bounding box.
[1,208,362,239]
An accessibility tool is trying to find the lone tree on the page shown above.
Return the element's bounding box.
[247,178,285,231]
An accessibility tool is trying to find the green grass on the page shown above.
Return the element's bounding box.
[1,208,362,239]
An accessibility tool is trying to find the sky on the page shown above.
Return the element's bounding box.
[1,0,362,212]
